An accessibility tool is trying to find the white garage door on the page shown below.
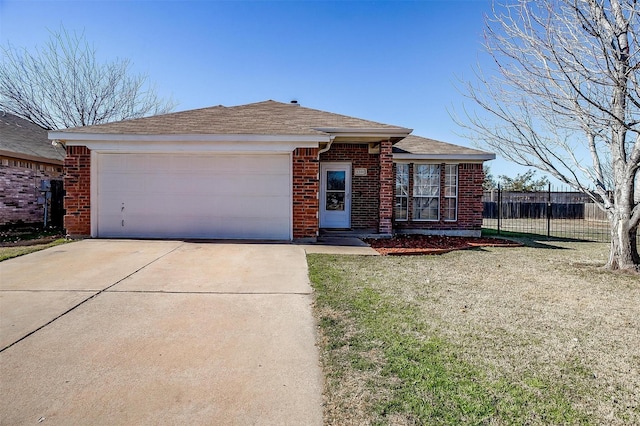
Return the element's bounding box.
[96,153,291,240]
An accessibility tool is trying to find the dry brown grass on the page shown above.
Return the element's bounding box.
[309,240,640,425]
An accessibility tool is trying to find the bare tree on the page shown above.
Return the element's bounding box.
[457,0,640,271]
[0,27,175,131]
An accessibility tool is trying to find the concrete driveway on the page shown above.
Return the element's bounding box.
[0,240,323,425]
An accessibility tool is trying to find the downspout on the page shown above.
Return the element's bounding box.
[318,136,335,155]
[51,139,67,152]
[317,136,335,237]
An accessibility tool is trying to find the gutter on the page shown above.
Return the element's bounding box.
[47,132,331,144]
[393,153,496,161]
[312,127,413,138]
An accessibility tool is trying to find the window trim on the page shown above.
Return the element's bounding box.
[394,163,409,221]
[412,163,440,222]
[443,164,458,222]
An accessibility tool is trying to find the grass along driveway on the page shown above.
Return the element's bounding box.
[0,226,69,262]
[0,239,69,262]
[308,240,639,425]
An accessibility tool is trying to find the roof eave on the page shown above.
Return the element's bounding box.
[393,153,496,161]
[0,149,64,164]
[313,127,413,138]
[48,132,331,144]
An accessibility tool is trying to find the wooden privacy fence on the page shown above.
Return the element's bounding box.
[584,203,608,222]
[483,200,586,220]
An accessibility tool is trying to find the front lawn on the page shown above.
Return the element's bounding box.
[308,240,639,425]
[0,225,70,262]
[0,238,69,262]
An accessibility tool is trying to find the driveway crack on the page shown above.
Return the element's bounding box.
[0,243,184,353]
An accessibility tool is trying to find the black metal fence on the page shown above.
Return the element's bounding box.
[482,185,619,242]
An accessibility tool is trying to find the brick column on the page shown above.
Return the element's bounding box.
[458,163,484,231]
[378,139,393,235]
[292,147,319,240]
[64,146,91,237]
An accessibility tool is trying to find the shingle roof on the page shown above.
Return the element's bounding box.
[0,113,65,162]
[58,100,407,135]
[393,134,493,157]
[52,100,494,160]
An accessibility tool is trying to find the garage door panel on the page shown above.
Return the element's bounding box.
[101,175,147,194]
[148,197,284,216]
[198,175,290,196]
[100,174,290,197]
[97,153,291,240]
[106,216,290,240]
[212,195,290,216]
[150,175,289,197]
[99,172,290,196]
[113,195,289,217]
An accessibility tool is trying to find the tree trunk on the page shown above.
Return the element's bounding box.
[630,224,640,265]
[607,213,639,271]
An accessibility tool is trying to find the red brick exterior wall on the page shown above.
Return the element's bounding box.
[393,162,484,234]
[59,144,484,239]
[378,140,393,235]
[292,147,319,239]
[64,146,91,237]
[64,146,320,240]
[458,163,485,230]
[320,144,380,230]
[0,157,63,226]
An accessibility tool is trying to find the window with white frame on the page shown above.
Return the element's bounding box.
[413,164,440,220]
[444,164,458,221]
[394,163,409,220]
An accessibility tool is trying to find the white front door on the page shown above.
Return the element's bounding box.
[320,163,351,228]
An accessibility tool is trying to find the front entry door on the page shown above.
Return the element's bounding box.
[320,163,351,228]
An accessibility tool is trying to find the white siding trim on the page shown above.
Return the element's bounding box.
[62,140,318,153]
[91,150,98,238]
[393,154,495,161]
[49,132,327,143]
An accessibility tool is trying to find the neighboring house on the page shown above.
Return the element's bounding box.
[49,100,495,240]
[1,112,65,226]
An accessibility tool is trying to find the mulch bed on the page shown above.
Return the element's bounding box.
[363,234,523,256]
[0,226,65,247]
[0,236,63,247]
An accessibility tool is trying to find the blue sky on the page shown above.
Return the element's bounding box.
[0,0,540,181]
